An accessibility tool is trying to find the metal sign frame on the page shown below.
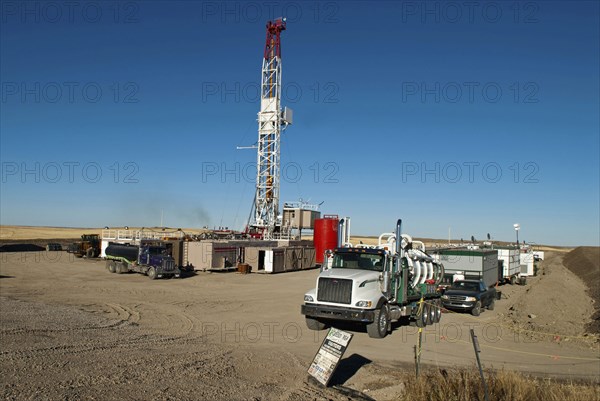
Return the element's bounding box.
[307,327,353,386]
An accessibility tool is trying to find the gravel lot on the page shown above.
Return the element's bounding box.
[1,250,598,400]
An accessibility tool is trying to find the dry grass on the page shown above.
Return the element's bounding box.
[0,225,209,240]
[400,368,599,401]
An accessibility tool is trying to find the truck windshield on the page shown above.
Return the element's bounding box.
[450,282,479,291]
[148,247,168,255]
[332,253,384,271]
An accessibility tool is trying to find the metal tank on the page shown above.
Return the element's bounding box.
[313,215,339,265]
[105,243,139,263]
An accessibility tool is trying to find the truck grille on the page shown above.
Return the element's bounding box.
[446,295,468,302]
[317,278,352,304]
[163,260,175,272]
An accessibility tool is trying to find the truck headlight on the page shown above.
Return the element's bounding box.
[465,297,477,302]
[441,295,449,300]
[304,295,314,302]
[355,300,372,308]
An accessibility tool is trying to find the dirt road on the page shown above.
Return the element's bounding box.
[1,251,598,400]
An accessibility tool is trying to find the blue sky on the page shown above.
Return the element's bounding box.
[1,1,598,246]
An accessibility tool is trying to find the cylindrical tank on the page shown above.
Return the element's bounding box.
[105,242,139,262]
[314,216,339,265]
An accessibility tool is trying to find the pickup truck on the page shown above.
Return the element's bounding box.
[440,280,496,316]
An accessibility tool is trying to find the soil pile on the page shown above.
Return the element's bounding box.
[563,247,600,334]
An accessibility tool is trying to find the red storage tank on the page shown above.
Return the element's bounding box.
[314,215,339,265]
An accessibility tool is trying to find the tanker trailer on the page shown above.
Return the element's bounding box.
[105,240,180,279]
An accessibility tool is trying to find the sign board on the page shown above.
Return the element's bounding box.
[307,327,353,386]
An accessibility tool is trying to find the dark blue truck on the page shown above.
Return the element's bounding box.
[105,241,180,279]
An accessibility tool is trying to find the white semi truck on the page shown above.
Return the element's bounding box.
[301,219,445,339]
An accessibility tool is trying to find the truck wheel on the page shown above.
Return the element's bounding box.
[367,306,389,339]
[147,267,157,280]
[86,248,94,258]
[108,261,116,273]
[426,300,436,325]
[415,302,428,328]
[105,260,112,271]
[488,298,495,311]
[471,301,482,316]
[305,317,327,331]
[433,300,442,323]
[510,275,516,285]
[116,262,127,274]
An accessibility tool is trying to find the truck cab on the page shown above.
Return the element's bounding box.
[137,242,178,279]
[305,248,388,313]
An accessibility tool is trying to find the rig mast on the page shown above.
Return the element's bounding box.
[252,18,291,239]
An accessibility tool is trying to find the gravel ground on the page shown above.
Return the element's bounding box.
[0,296,348,401]
[1,250,598,400]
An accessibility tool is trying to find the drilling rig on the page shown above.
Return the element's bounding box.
[246,18,293,239]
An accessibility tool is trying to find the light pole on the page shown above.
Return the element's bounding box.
[513,223,520,249]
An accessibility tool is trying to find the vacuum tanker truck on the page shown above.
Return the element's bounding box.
[301,219,444,338]
[104,240,180,279]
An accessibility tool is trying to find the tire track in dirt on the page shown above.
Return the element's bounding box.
[0,331,209,361]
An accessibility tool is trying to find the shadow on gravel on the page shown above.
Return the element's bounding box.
[176,270,199,279]
[0,275,15,279]
[330,354,373,386]
[327,316,413,337]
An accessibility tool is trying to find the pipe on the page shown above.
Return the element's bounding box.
[412,240,426,252]
[412,259,421,287]
[407,258,414,286]
[345,217,351,245]
[409,249,434,262]
[395,219,402,254]
[337,218,344,248]
[382,270,390,298]
[434,262,445,285]
[378,232,395,246]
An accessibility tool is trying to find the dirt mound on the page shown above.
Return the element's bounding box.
[0,238,74,252]
[0,243,45,252]
[563,247,600,334]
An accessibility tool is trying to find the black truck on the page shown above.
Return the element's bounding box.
[105,241,180,279]
[440,280,496,316]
